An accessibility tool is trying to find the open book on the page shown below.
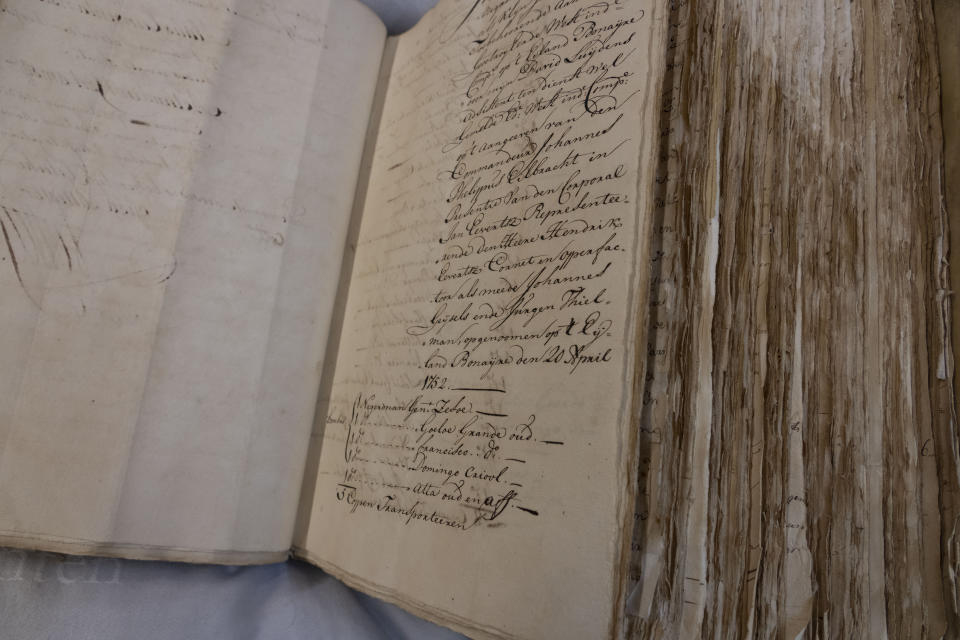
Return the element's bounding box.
[1,0,957,637]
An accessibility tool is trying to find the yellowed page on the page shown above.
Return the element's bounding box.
[297,0,665,637]
[293,35,400,546]
[936,0,959,407]
[627,1,957,638]
[0,0,385,562]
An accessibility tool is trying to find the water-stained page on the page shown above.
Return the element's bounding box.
[0,0,385,560]
[626,2,956,638]
[299,1,665,637]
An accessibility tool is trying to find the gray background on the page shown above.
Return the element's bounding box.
[360,0,438,33]
[0,2,465,639]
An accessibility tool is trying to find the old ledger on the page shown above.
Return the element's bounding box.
[0,0,957,638]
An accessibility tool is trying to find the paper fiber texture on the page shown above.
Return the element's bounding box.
[0,0,384,561]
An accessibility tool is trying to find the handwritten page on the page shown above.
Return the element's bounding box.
[0,0,385,560]
[298,0,666,637]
